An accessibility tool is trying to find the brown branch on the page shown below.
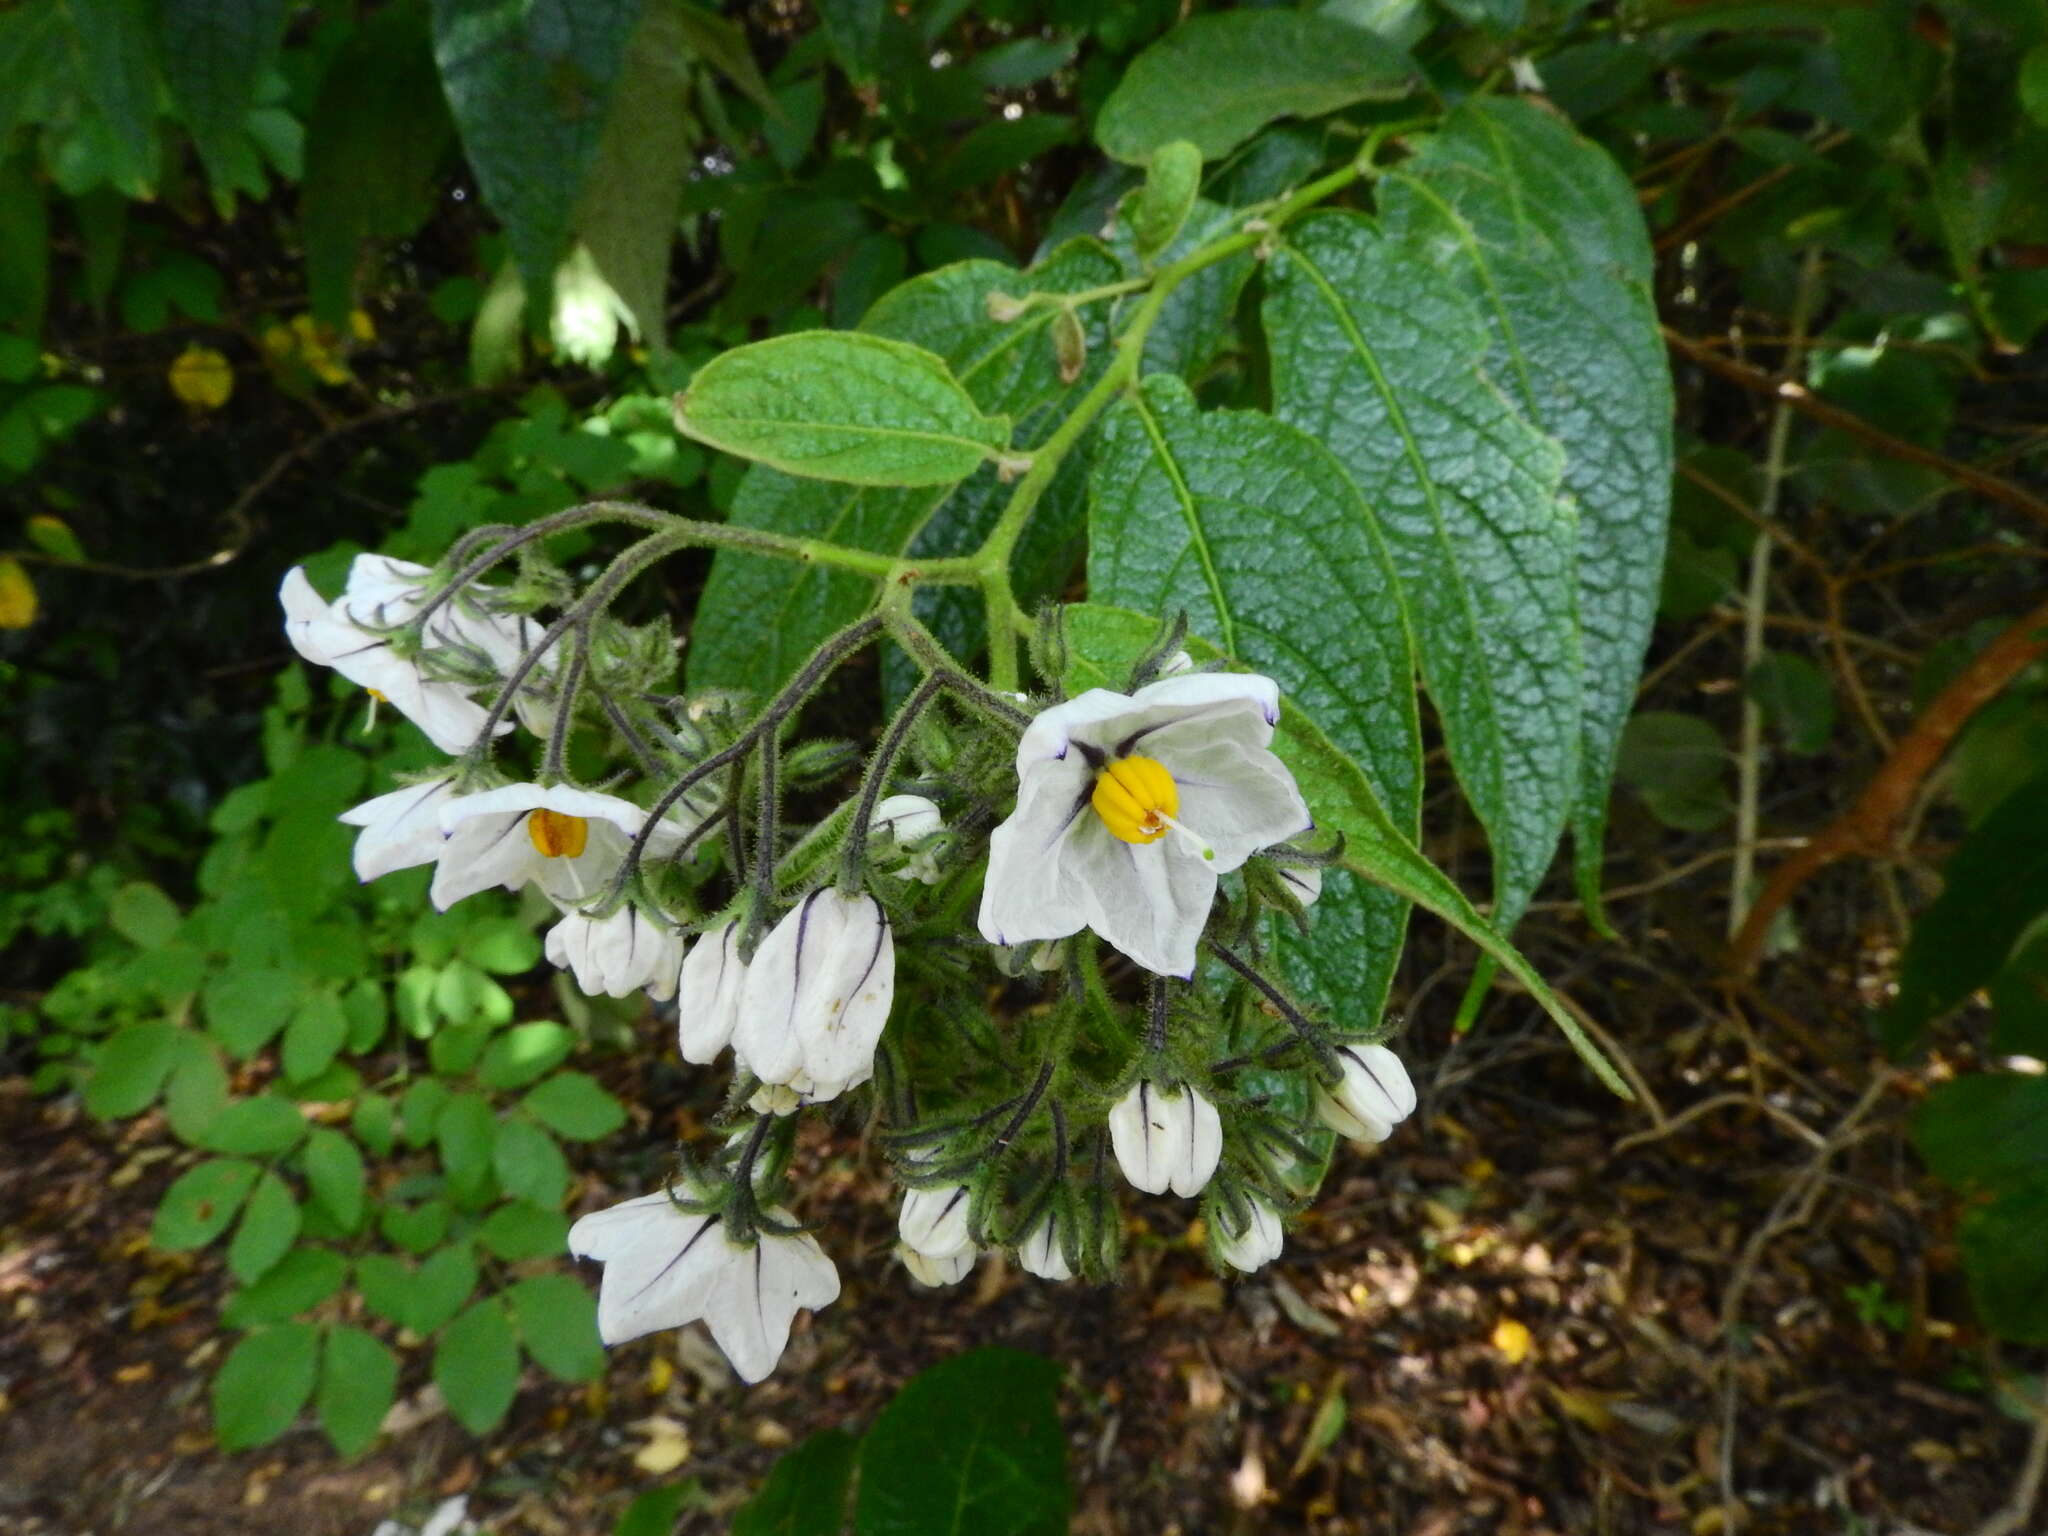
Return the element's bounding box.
[1664,327,2048,533]
[1729,594,2048,972]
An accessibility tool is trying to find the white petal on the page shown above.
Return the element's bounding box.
[1108,1080,1184,1196]
[1013,687,1150,774]
[1171,1087,1223,1197]
[430,812,539,909]
[567,1194,728,1346]
[977,757,1094,949]
[1126,671,1279,735]
[899,1244,975,1288]
[1064,822,1215,979]
[1018,1219,1071,1281]
[871,794,943,845]
[792,892,894,1096]
[440,782,652,838]
[702,1231,839,1384]
[898,1185,973,1258]
[733,903,808,1086]
[677,922,746,1064]
[1217,1198,1285,1272]
[1277,864,1323,906]
[1154,736,1312,873]
[338,778,458,882]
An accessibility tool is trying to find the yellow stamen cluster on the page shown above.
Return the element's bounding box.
[1091,755,1178,845]
[527,808,590,859]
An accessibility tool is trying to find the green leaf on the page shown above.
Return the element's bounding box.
[1083,385,1419,1036]
[734,1428,858,1536]
[689,238,1123,697]
[223,1246,348,1327]
[2024,42,2048,128]
[493,1116,571,1207]
[1267,210,1578,933]
[1957,1178,2048,1344]
[814,0,883,82]
[317,1324,399,1457]
[108,880,181,948]
[202,965,298,1058]
[507,1272,606,1382]
[410,1242,481,1334]
[1616,711,1726,794]
[434,1299,522,1434]
[431,0,645,293]
[61,0,161,196]
[617,1484,699,1536]
[521,1073,625,1142]
[674,332,1012,487]
[281,991,349,1084]
[478,1021,575,1088]
[83,1019,182,1118]
[213,1323,320,1451]
[155,0,289,192]
[354,1254,415,1328]
[1881,768,2048,1051]
[853,1348,1068,1536]
[303,5,453,322]
[1990,931,2048,1058]
[1095,10,1417,164]
[1129,140,1202,261]
[1747,651,1836,756]
[478,1200,571,1261]
[1378,99,1672,928]
[302,1127,367,1231]
[198,1094,308,1156]
[1917,1074,2048,1190]
[228,1172,301,1283]
[153,1157,260,1251]
[165,1045,231,1144]
[437,1090,498,1207]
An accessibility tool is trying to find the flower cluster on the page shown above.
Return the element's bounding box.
[283,547,1417,1385]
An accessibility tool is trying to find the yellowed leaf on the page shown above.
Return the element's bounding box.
[1491,1316,1533,1365]
[168,346,234,409]
[0,558,36,628]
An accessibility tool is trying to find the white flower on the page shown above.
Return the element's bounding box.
[1017,1217,1071,1281]
[567,1192,840,1383]
[1108,1080,1223,1197]
[338,776,460,881]
[1215,1196,1285,1273]
[871,793,946,883]
[1313,1044,1416,1144]
[545,906,683,1000]
[733,889,894,1101]
[978,673,1310,977]
[431,783,687,911]
[898,1185,973,1259]
[676,921,747,1065]
[1276,862,1322,907]
[371,1494,478,1536]
[280,556,536,755]
[1157,649,1195,677]
[898,1243,975,1288]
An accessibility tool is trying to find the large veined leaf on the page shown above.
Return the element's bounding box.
[1060,603,1627,1099]
[1085,379,1419,1037]
[688,240,1124,695]
[430,0,645,293]
[1266,211,1579,932]
[674,332,1012,487]
[1380,99,1672,922]
[1106,198,1258,382]
[1094,10,1419,165]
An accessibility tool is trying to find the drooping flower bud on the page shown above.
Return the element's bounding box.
[1214,1196,1285,1273]
[545,906,683,1000]
[1275,862,1322,907]
[733,889,895,1100]
[676,920,747,1064]
[1313,1043,1416,1144]
[898,1184,973,1259]
[1017,1217,1071,1281]
[870,794,946,884]
[1108,1080,1222,1197]
[898,1243,975,1288]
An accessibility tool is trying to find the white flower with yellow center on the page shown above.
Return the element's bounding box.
[978,674,1311,978]
[431,784,688,911]
[280,555,538,755]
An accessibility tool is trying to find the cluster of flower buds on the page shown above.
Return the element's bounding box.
[282,548,1418,1384]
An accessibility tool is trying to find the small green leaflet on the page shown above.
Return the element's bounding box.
[1266,210,1579,935]
[673,332,1013,488]
[1094,10,1419,165]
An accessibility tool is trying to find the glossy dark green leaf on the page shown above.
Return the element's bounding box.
[1095,10,1417,164]
[1267,210,1578,933]
[1378,99,1673,926]
[431,0,645,291]
[734,1428,858,1536]
[853,1349,1067,1536]
[213,1322,319,1450]
[1882,769,2048,1050]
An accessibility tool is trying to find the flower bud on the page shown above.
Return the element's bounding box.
[544,906,683,1000]
[898,1243,974,1287]
[734,889,895,1098]
[748,1082,802,1117]
[1108,1080,1222,1197]
[871,794,946,883]
[1214,1196,1285,1273]
[1017,1217,1071,1281]
[676,921,746,1064]
[1313,1044,1416,1144]
[898,1184,973,1259]
[1276,863,1322,907]
[984,290,1028,322]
